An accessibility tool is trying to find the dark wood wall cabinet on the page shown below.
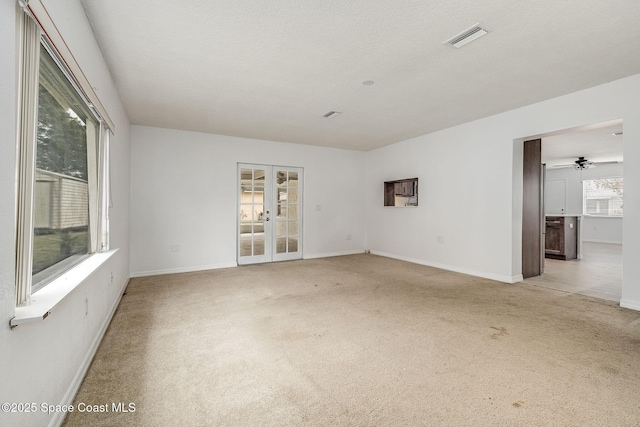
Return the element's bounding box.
[545,216,577,260]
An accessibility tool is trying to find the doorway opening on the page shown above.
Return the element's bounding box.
[519,120,623,302]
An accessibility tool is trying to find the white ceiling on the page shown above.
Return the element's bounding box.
[79,0,640,151]
[541,120,624,167]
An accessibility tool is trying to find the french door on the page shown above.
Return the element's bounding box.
[237,164,303,265]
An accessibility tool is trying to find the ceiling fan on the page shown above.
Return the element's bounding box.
[549,156,619,170]
[573,156,593,170]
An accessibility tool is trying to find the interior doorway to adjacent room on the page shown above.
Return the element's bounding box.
[520,120,623,302]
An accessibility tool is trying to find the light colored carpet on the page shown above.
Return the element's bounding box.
[63,254,640,426]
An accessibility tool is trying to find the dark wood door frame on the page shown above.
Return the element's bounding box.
[522,139,543,278]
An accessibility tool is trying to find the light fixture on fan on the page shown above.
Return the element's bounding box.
[574,156,593,170]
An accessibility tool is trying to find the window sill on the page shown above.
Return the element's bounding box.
[11,249,118,328]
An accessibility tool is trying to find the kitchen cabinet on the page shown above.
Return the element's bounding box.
[384,178,418,206]
[545,216,577,260]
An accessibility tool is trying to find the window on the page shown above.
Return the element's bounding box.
[583,178,623,217]
[31,44,101,291]
[15,11,110,306]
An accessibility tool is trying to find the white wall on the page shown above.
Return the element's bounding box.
[581,216,623,244]
[130,126,366,276]
[545,163,623,244]
[0,2,131,427]
[365,73,640,310]
[365,118,520,283]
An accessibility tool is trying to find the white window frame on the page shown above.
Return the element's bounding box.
[14,8,111,310]
[582,177,624,217]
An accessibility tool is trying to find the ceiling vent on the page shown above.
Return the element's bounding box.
[322,111,341,118]
[444,24,488,48]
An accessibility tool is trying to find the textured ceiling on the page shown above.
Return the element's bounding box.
[79,0,640,151]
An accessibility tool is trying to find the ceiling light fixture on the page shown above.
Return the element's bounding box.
[322,111,341,118]
[444,23,489,48]
[574,156,594,170]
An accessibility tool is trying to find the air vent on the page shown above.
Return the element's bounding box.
[322,111,341,118]
[444,24,488,48]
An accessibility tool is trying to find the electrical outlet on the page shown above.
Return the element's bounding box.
[170,244,180,252]
[346,234,352,241]
[315,204,322,211]
[110,272,114,285]
[437,235,444,244]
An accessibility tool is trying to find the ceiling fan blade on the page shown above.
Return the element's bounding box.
[592,160,621,165]
[548,163,575,169]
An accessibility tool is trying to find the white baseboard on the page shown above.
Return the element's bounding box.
[620,299,640,312]
[49,276,130,427]
[130,262,237,278]
[511,274,525,283]
[303,249,366,260]
[370,251,519,284]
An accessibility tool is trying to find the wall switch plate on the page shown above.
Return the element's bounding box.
[437,235,444,244]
